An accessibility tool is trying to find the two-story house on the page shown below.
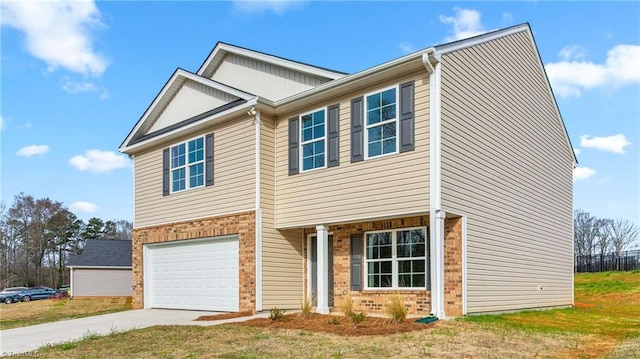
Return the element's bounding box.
[119,23,575,318]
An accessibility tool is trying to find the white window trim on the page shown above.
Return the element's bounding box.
[364,84,400,160]
[299,107,328,173]
[364,226,427,290]
[170,135,205,194]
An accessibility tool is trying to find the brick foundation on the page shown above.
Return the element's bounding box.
[303,215,464,317]
[131,211,256,312]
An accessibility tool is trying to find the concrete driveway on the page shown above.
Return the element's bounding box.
[0,309,267,355]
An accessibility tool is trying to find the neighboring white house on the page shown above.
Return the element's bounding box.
[67,239,132,297]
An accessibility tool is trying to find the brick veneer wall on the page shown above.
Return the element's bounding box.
[131,211,256,312]
[444,217,463,316]
[303,215,464,317]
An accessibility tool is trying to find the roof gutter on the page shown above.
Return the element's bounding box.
[274,47,436,112]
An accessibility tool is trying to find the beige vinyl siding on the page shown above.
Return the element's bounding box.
[134,117,256,228]
[211,53,331,101]
[275,71,430,228]
[72,268,132,297]
[440,31,574,313]
[260,114,303,309]
[148,79,239,133]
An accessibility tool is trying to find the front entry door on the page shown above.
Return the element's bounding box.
[310,235,334,307]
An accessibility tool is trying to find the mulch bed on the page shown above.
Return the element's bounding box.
[236,313,436,337]
[195,311,254,321]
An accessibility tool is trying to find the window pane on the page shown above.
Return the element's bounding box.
[303,143,314,157]
[414,260,426,272]
[381,261,392,273]
[398,275,411,288]
[315,154,325,168]
[413,274,425,288]
[313,124,324,138]
[368,126,381,141]
[383,138,396,154]
[302,157,313,171]
[302,128,313,142]
[171,144,185,168]
[188,138,204,163]
[381,104,396,121]
[382,122,396,139]
[380,275,393,287]
[368,141,381,157]
[313,110,325,125]
[367,109,381,125]
[189,163,204,188]
[172,168,185,192]
[314,141,324,154]
[381,88,396,106]
[367,93,380,110]
[301,114,312,128]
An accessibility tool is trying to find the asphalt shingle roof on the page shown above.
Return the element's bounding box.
[67,239,132,267]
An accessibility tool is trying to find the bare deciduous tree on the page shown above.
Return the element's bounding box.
[609,218,639,254]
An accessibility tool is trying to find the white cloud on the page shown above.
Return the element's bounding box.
[573,148,581,156]
[546,45,640,97]
[398,42,416,54]
[501,12,513,26]
[573,166,596,181]
[61,77,98,94]
[0,0,107,76]
[580,134,631,154]
[439,7,494,41]
[16,144,50,157]
[558,45,586,61]
[0,115,4,130]
[69,150,130,173]
[233,0,307,15]
[70,201,99,213]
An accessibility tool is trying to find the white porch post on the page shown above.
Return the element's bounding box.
[431,209,446,319]
[316,224,330,314]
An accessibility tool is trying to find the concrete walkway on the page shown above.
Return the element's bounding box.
[0,309,268,355]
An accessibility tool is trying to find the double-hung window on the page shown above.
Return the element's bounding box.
[365,227,427,289]
[300,108,326,171]
[170,137,204,192]
[365,86,398,158]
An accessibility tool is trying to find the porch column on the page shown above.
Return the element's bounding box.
[431,210,446,319]
[316,224,330,314]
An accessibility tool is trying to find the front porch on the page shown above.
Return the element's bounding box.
[299,214,464,318]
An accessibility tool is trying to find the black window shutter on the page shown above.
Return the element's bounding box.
[350,97,364,162]
[426,228,431,291]
[162,148,170,196]
[350,234,363,291]
[205,133,214,186]
[327,104,340,168]
[399,80,415,153]
[288,117,299,175]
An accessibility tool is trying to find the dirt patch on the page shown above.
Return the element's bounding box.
[195,311,254,321]
[236,313,435,336]
[573,302,596,308]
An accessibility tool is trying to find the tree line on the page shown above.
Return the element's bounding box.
[574,209,639,258]
[0,192,132,289]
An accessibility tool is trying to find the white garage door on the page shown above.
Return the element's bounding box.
[145,235,239,311]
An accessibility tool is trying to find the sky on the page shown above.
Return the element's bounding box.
[1,1,638,228]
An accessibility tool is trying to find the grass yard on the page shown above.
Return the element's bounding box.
[0,297,132,330]
[25,272,640,358]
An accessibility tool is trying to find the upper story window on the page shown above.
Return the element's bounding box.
[300,109,326,171]
[365,227,427,289]
[170,137,204,192]
[365,86,398,158]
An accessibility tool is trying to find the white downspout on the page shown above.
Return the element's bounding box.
[424,50,446,319]
[254,109,263,312]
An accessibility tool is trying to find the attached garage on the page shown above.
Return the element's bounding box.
[144,235,239,312]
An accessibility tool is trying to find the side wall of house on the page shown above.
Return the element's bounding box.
[260,113,304,309]
[134,116,256,228]
[72,268,132,297]
[440,30,574,313]
[275,70,430,228]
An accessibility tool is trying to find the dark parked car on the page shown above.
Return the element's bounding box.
[16,286,59,302]
[0,287,29,304]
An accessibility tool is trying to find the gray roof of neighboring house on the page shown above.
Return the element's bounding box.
[67,239,132,267]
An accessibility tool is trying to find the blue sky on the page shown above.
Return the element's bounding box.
[1,1,638,227]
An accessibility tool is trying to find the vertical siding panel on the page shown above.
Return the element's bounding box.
[439,31,574,313]
[211,54,333,101]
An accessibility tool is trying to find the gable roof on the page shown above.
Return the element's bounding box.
[119,68,255,151]
[197,41,347,80]
[67,239,132,267]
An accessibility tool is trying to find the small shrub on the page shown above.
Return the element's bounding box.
[338,293,354,318]
[300,295,314,319]
[269,307,284,321]
[328,317,340,325]
[386,294,407,324]
[349,312,367,327]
